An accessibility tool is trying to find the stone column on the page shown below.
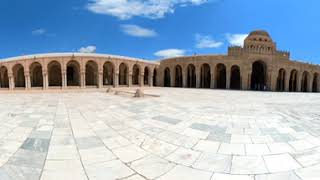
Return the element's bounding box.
[43,72,48,89]
[170,70,175,87]
[296,72,301,92]
[114,73,119,87]
[149,75,153,87]
[9,75,14,90]
[25,74,30,89]
[140,74,144,87]
[196,68,201,88]
[98,72,103,88]
[80,72,85,88]
[285,72,290,92]
[308,76,313,92]
[226,67,230,89]
[242,72,250,90]
[62,71,67,88]
[128,73,132,87]
[270,72,277,91]
[210,72,215,89]
[182,70,187,88]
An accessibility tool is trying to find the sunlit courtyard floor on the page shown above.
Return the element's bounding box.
[0,88,319,180]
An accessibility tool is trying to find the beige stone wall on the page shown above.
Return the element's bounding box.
[0,53,159,90]
[157,54,320,92]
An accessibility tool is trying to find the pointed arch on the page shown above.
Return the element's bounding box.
[153,68,157,86]
[48,61,62,87]
[144,67,149,85]
[276,68,286,92]
[200,64,211,88]
[289,69,298,92]
[230,65,241,90]
[119,63,128,85]
[132,64,140,85]
[312,73,319,92]
[67,60,80,86]
[13,64,25,88]
[0,66,9,88]
[187,64,196,88]
[85,60,98,86]
[215,63,226,89]
[175,65,183,87]
[103,62,114,85]
[164,67,171,87]
[30,62,43,87]
[301,71,309,92]
[251,60,267,91]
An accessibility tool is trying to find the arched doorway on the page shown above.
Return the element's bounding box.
[251,61,267,91]
[164,68,171,87]
[103,62,114,85]
[230,65,241,90]
[200,64,211,88]
[119,63,128,85]
[187,64,196,88]
[276,68,286,92]
[132,64,140,85]
[215,63,226,89]
[153,69,157,86]
[85,61,98,86]
[175,65,183,87]
[13,64,25,88]
[0,66,9,88]
[144,67,149,85]
[48,61,62,87]
[67,61,80,86]
[289,70,298,92]
[312,73,319,92]
[301,71,309,92]
[30,62,43,87]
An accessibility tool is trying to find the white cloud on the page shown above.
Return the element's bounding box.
[120,24,157,37]
[154,49,186,58]
[87,0,209,20]
[195,34,223,48]
[78,46,97,53]
[226,33,248,46]
[32,28,46,35]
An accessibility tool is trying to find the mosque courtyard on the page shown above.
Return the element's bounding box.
[0,88,319,180]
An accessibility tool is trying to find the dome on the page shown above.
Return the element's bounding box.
[248,30,271,37]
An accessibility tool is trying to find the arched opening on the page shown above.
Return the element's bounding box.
[230,65,241,90]
[215,63,226,89]
[48,61,62,87]
[132,64,140,85]
[0,66,9,88]
[164,68,171,87]
[301,71,309,92]
[119,63,128,85]
[251,61,267,91]
[30,62,43,87]
[289,70,298,92]
[13,64,25,88]
[200,64,211,88]
[175,65,183,87]
[153,69,157,86]
[312,73,319,92]
[187,64,196,88]
[103,62,114,85]
[276,68,286,92]
[67,60,80,86]
[144,67,149,85]
[85,61,98,86]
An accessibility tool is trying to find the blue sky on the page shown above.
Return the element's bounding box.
[1,0,320,63]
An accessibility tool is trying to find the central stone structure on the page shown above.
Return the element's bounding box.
[0,30,318,92]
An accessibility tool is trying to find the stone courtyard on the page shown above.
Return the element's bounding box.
[0,88,319,180]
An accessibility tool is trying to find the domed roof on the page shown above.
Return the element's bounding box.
[248,30,270,37]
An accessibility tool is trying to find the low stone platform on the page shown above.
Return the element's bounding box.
[0,88,319,180]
